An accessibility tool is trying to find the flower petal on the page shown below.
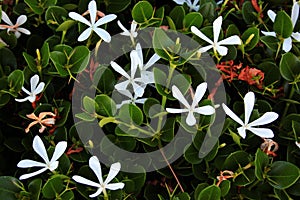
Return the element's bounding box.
[267,10,276,22]
[14,31,21,39]
[117,20,129,34]
[191,82,207,108]
[218,35,241,45]
[186,111,196,126]
[216,45,228,56]
[173,0,186,5]
[34,82,45,95]
[106,182,125,190]
[15,96,32,102]
[30,74,40,92]
[261,31,276,37]
[292,3,300,27]
[88,0,97,25]
[130,50,140,78]
[104,162,121,185]
[247,127,274,138]
[110,61,130,79]
[191,26,213,44]
[25,121,39,133]
[292,32,300,41]
[132,82,145,97]
[171,85,190,109]
[1,11,13,26]
[16,15,27,26]
[295,141,300,149]
[222,103,244,126]
[17,27,31,35]
[166,108,189,113]
[144,53,160,70]
[213,16,223,44]
[21,86,31,95]
[237,126,247,139]
[72,175,101,188]
[199,45,213,53]
[93,27,111,43]
[19,167,48,180]
[94,14,117,27]
[282,37,292,52]
[244,92,255,125]
[69,12,91,26]
[78,27,93,42]
[115,80,130,92]
[89,156,104,184]
[89,188,103,198]
[135,43,144,68]
[248,112,278,127]
[17,160,47,168]
[194,105,215,115]
[141,71,154,84]
[33,135,50,164]
[50,141,67,163]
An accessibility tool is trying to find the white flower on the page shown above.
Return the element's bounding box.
[191,16,241,56]
[173,0,200,11]
[69,0,117,42]
[0,11,30,38]
[261,3,300,52]
[166,83,215,126]
[17,135,67,180]
[117,20,138,44]
[110,50,144,97]
[72,156,125,198]
[296,141,300,149]
[135,43,160,85]
[15,74,45,103]
[222,92,279,139]
[116,89,147,109]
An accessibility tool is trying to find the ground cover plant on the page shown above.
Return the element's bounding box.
[0,0,300,199]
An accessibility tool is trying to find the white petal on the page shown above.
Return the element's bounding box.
[222,103,244,126]
[213,16,223,44]
[30,74,40,92]
[14,31,21,39]
[106,182,125,190]
[110,61,130,79]
[33,82,45,95]
[132,82,145,97]
[117,20,129,33]
[69,12,91,26]
[22,87,31,95]
[237,126,247,139]
[93,28,111,43]
[292,3,299,27]
[135,98,147,104]
[88,0,97,25]
[261,31,276,37]
[89,156,104,184]
[186,111,196,126]
[15,96,31,102]
[50,141,67,163]
[115,81,130,91]
[267,10,276,22]
[131,21,138,33]
[282,37,292,52]
[199,45,213,53]
[16,15,27,26]
[27,95,36,103]
[135,43,144,67]
[1,11,13,26]
[295,141,300,149]
[173,0,185,5]
[171,85,190,109]
[118,89,133,98]
[32,135,49,164]
[94,14,117,27]
[19,167,48,180]
[89,188,103,198]
[218,35,241,45]
[166,108,189,113]
[78,27,93,42]
[17,160,47,168]
[104,162,121,184]
[130,50,140,78]
[244,92,255,125]
[191,82,207,108]
[141,71,154,84]
[292,32,300,41]
[216,45,228,56]
[248,112,278,127]
[247,127,274,138]
[194,105,215,115]
[72,175,101,188]
[17,27,31,35]
[191,26,213,44]
[144,53,160,70]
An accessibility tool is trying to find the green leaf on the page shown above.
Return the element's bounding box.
[99,117,116,127]
[161,118,175,142]
[105,0,131,13]
[132,1,153,23]
[222,151,251,170]
[254,148,269,181]
[197,185,221,200]
[28,178,42,200]
[56,20,76,32]
[219,180,230,197]
[118,104,143,125]
[184,144,202,164]
[23,52,37,72]
[241,27,260,51]
[242,1,256,24]
[183,12,203,31]
[50,51,68,76]
[69,46,90,73]
[95,94,117,117]
[7,69,24,95]
[42,176,64,199]
[199,2,216,22]
[169,6,185,30]
[75,112,95,122]
[83,96,96,114]
[267,161,300,189]
[152,28,176,61]
[0,176,23,200]
[279,52,300,82]
[274,11,293,38]
[0,31,17,48]
[260,36,279,52]
[45,6,68,30]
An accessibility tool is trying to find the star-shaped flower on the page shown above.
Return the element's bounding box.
[110,50,144,97]
[173,0,200,11]
[166,83,215,126]
[191,16,241,56]
[135,43,160,85]
[261,3,300,52]
[15,74,45,103]
[25,111,56,133]
[69,0,117,42]
[116,89,147,109]
[72,156,125,198]
[17,135,67,180]
[222,92,279,139]
[117,20,138,45]
[0,11,31,38]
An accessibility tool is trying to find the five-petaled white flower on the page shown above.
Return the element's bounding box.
[191,16,241,56]
[72,156,125,198]
[166,83,215,126]
[15,74,45,103]
[222,92,279,139]
[116,89,147,109]
[17,135,67,180]
[0,11,31,38]
[117,20,138,44]
[69,0,117,42]
[261,3,300,52]
[135,43,160,85]
[110,50,144,97]
[173,0,200,11]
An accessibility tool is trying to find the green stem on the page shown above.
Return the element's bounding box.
[61,31,66,44]
[282,85,295,119]
[103,188,109,200]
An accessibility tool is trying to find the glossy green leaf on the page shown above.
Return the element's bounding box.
[274,11,293,38]
[260,36,279,52]
[153,28,176,61]
[118,103,143,125]
[199,2,216,22]
[105,0,131,13]
[45,6,68,30]
[197,185,221,200]
[28,178,42,200]
[169,6,185,30]
[83,96,96,114]
[132,1,153,23]
[279,52,300,81]
[222,151,251,170]
[183,12,203,31]
[56,20,76,32]
[0,176,23,200]
[241,27,260,51]
[242,1,256,24]
[7,69,24,94]
[42,176,64,199]
[95,94,117,117]
[255,148,269,180]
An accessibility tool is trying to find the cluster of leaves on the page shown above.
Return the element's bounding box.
[0,0,300,200]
